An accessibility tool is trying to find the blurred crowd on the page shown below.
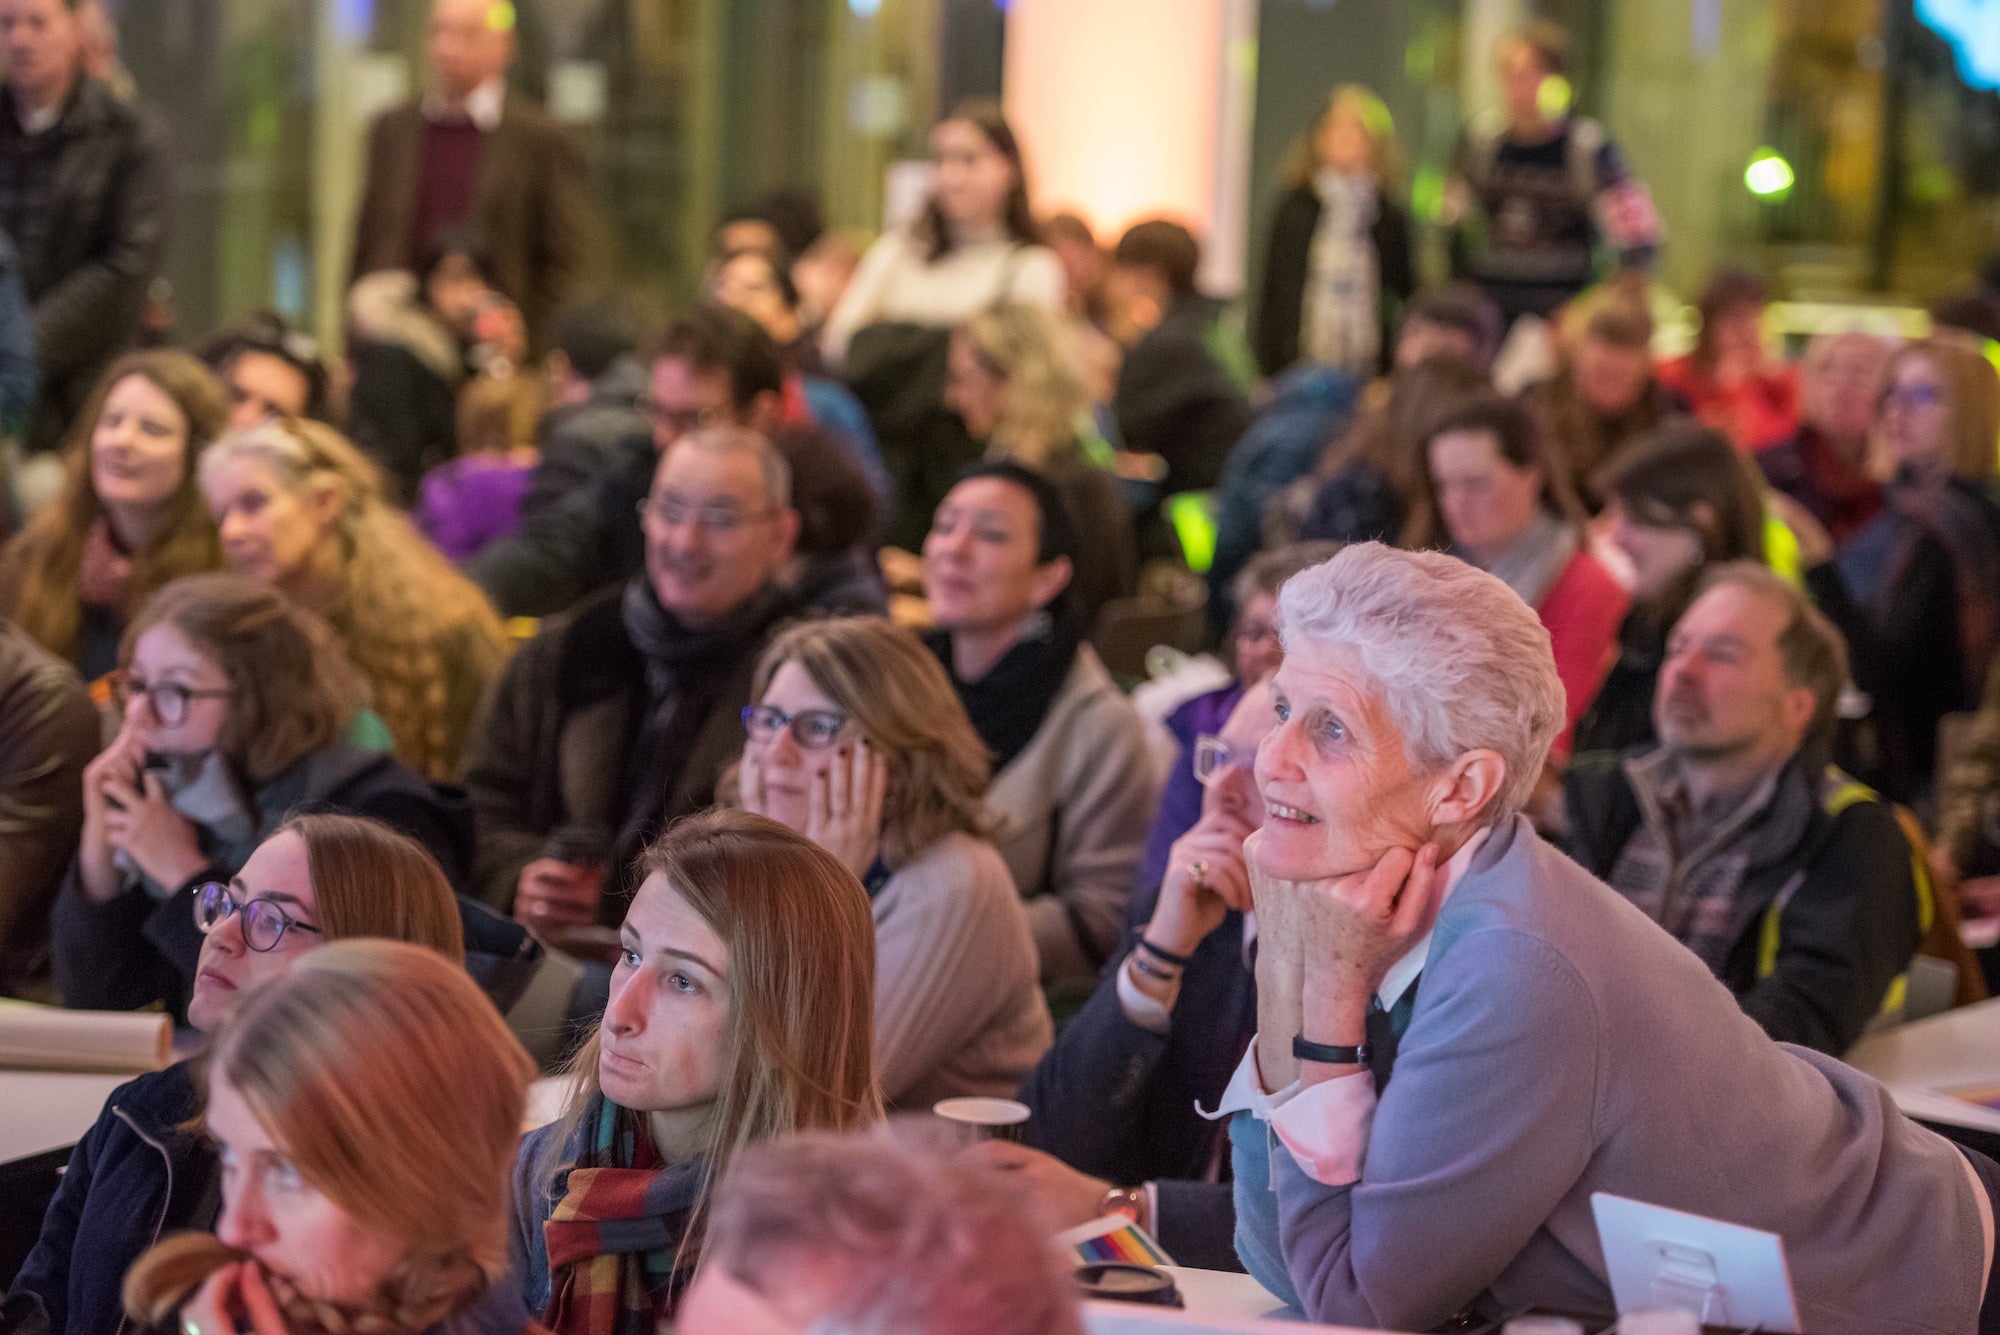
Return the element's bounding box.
[4,3,2000,1334]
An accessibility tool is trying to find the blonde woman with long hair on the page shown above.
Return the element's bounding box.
[1254,83,1413,378]
[15,815,466,1335]
[121,939,536,1335]
[512,808,881,1332]
[943,302,1133,627]
[734,616,1051,1108]
[0,349,229,677]
[199,418,509,780]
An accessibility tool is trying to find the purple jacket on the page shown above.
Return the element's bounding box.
[1135,683,1244,902]
[417,458,536,564]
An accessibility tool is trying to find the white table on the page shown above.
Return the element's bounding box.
[1846,996,2000,1133]
[0,1069,131,1164]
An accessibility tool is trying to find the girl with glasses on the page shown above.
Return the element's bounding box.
[10,814,466,1335]
[733,615,1050,1109]
[54,573,473,1019]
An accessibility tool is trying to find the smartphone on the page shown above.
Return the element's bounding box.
[106,753,173,812]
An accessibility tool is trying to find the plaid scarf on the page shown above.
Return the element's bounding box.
[541,1096,703,1335]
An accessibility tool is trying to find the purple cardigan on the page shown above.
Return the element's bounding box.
[417,457,535,564]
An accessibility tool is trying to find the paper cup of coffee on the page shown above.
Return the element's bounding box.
[932,1096,1031,1143]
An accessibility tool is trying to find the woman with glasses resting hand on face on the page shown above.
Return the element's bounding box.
[5,815,466,1335]
[119,939,539,1335]
[52,573,474,1019]
[512,809,881,1331]
[733,616,1051,1109]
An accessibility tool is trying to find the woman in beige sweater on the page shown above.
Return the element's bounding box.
[735,615,1052,1110]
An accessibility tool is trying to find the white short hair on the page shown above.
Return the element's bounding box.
[1277,542,1565,826]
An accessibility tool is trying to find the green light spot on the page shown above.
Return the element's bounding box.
[1411,165,1445,222]
[1537,75,1572,121]
[487,2,516,34]
[1744,148,1795,199]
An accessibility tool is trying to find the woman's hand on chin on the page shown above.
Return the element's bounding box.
[1296,842,1445,1005]
[183,1261,295,1335]
[804,741,887,881]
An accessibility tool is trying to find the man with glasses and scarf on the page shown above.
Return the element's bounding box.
[464,425,802,939]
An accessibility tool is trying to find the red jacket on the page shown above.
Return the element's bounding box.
[1538,548,1629,757]
[1657,354,1801,453]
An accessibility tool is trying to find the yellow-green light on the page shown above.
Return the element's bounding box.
[1745,148,1795,199]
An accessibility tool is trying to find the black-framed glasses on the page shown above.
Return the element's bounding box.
[742,704,849,750]
[113,674,233,727]
[194,882,321,953]
[1193,733,1251,786]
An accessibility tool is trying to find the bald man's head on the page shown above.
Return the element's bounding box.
[428,0,512,103]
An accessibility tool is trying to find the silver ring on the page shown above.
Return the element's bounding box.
[1189,858,1209,887]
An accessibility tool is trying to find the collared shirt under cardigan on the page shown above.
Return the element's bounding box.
[1226,813,1991,1333]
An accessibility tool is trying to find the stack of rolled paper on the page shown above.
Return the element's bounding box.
[0,1000,172,1073]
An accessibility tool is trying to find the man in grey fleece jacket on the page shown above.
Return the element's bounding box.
[1226,543,1995,1333]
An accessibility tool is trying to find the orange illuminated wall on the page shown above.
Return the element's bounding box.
[1002,0,1257,292]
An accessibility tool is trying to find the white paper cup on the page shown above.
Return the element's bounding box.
[932,1096,1031,1143]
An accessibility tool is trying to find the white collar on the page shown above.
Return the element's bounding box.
[423,76,505,132]
[15,94,62,136]
[1375,826,1489,1012]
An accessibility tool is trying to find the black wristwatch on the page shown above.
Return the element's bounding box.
[1293,1034,1371,1065]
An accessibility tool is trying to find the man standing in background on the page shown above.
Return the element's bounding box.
[350,0,595,351]
[1444,20,1659,328]
[0,0,168,458]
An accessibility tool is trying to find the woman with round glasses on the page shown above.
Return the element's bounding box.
[52,573,473,1018]
[1140,542,1344,898]
[733,616,1051,1108]
[10,814,465,1335]
[1796,334,2000,802]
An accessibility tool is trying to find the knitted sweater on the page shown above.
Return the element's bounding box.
[873,831,1053,1109]
[821,231,1065,365]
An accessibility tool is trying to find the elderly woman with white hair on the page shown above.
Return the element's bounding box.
[1223,542,2000,1334]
